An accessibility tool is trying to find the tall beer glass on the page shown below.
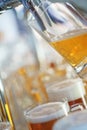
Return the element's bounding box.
[24,102,69,130]
[27,1,87,80]
[47,78,87,111]
[53,110,87,130]
[0,9,48,130]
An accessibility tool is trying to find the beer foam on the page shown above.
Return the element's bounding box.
[57,28,87,42]
[53,110,87,130]
[25,102,69,123]
[47,78,86,101]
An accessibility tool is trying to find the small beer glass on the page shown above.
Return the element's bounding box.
[24,102,69,130]
[0,122,12,130]
[47,78,87,111]
[53,109,87,130]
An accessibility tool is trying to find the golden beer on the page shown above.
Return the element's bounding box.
[25,102,69,130]
[51,30,87,67]
[29,118,57,130]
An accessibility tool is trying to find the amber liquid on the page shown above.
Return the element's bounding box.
[28,118,58,130]
[68,97,86,111]
[51,32,87,67]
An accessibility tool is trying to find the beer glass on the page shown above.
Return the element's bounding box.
[27,1,87,81]
[0,9,48,130]
[47,78,87,111]
[0,122,12,130]
[24,102,69,130]
[53,109,87,130]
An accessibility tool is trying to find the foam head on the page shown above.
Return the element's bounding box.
[47,78,85,102]
[24,102,69,124]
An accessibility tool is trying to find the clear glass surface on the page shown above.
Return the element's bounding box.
[53,110,87,130]
[27,1,87,80]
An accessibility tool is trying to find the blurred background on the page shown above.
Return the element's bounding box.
[0,0,87,130]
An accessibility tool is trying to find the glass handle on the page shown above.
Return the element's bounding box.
[35,0,52,26]
[65,2,87,25]
[32,10,46,31]
[21,0,46,31]
[73,56,87,81]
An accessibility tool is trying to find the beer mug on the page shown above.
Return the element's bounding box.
[53,109,87,130]
[24,102,69,130]
[0,122,12,130]
[27,1,87,81]
[47,78,87,111]
[0,9,48,130]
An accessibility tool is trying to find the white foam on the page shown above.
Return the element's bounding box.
[25,102,69,123]
[47,78,85,101]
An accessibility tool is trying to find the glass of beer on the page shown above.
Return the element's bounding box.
[0,122,12,130]
[27,1,87,80]
[24,102,69,130]
[47,78,87,112]
[53,109,87,130]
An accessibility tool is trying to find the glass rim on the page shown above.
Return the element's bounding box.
[24,102,69,123]
[47,78,84,91]
[47,78,85,102]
